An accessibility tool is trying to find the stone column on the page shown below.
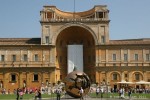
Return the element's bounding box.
[120,49,123,62]
[106,49,108,63]
[121,71,124,81]
[143,49,145,62]
[127,49,130,62]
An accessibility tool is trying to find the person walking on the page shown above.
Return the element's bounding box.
[37,90,42,100]
[19,89,24,100]
[16,88,19,100]
[96,87,100,97]
[34,89,38,100]
[56,88,61,100]
[128,89,132,99]
[79,87,84,100]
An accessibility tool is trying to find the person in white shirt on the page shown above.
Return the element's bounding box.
[79,87,84,100]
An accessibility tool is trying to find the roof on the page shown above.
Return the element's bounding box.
[0,38,150,46]
[109,38,150,45]
[0,38,41,45]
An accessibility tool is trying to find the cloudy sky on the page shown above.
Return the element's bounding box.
[0,0,150,40]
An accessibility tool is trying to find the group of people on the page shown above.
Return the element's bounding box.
[16,88,41,100]
[95,87,104,98]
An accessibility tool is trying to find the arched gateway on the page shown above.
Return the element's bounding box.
[40,5,110,83]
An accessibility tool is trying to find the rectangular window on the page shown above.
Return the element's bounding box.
[113,74,117,80]
[146,54,150,61]
[101,36,105,43]
[60,75,62,80]
[34,54,38,61]
[112,54,116,61]
[33,74,38,81]
[134,54,138,61]
[11,74,16,82]
[125,74,128,78]
[23,54,28,61]
[124,54,128,61]
[12,55,16,61]
[0,55,5,61]
[135,74,140,80]
[45,36,49,44]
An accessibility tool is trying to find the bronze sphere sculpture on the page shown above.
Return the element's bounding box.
[64,71,91,98]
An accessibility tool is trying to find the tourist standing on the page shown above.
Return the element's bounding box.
[128,89,132,99]
[96,87,100,97]
[56,88,61,100]
[34,89,38,100]
[79,87,84,100]
[16,88,19,100]
[38,90,42,100]
[19,89,24,100]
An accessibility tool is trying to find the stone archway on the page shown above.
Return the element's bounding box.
[53,23,98,45]
[56,25,96,80]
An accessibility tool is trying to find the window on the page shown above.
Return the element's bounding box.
[11,74,16,82]
[112,54,116,61]
[33,74,38,81]
[124,54,128,61]
[101,36,105,43]
[125,74,128,78]
[0,55,5,61]
[112,73,117,80]
[45,36,49,44]
[135,73,140,80]
[146,54,150,61]
[134,54,138,61]
[12,55,16,61]
[97,12,103,18]
[60,75,62,80]
[34,54,38,61]
[23,54,28,61]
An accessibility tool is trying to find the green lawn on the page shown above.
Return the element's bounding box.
[0,93,150,99]
[88,92,150,99]
[0,93,57,100]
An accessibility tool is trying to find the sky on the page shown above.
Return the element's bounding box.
[0,0,150,40]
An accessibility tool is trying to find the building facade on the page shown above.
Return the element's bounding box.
[0,5,150,92]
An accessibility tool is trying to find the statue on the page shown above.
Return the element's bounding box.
[64,71,91,98]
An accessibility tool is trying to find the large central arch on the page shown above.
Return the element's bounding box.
[56,24,96,82]
[53,23,98,45]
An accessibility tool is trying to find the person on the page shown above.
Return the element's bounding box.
[16,88,19,100]
[37,90,42,100]
[100,87,104,98]
[79,87,84,100]
[96,87,100,97]
[128,89,132,99]
[56,88,61,100]
[19,89,24,100]
[34,89,38,100]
